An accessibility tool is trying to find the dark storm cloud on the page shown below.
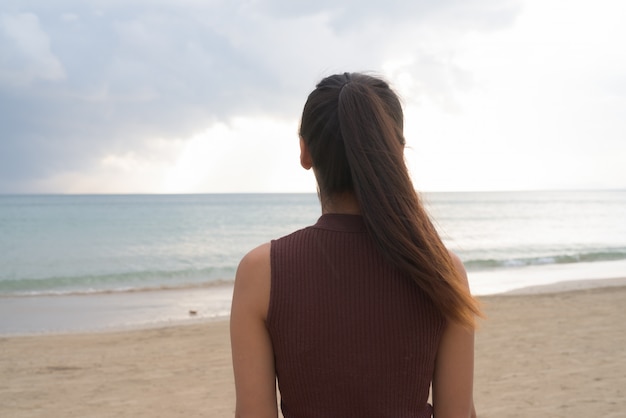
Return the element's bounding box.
[0,0,520,192]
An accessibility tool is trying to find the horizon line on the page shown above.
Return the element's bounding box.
[1,188,625,197]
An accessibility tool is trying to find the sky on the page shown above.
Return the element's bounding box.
[0,0,624,193]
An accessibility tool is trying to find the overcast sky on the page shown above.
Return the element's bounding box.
[1,0,624,193]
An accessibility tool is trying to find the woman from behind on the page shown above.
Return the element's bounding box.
[230,72,481,418]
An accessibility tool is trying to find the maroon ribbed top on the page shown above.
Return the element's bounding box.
[267,214,446,418]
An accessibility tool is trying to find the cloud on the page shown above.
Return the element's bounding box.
[256,0,520,30]
[4,0,623,193]
[26,116,313,194]
[402,0,626,191]
[44,0,626,192]
[0,0,531,192]
[0,12,66,84]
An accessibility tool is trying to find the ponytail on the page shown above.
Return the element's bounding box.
[300,73,481,328]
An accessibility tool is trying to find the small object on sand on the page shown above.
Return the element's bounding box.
[188,310,197,316]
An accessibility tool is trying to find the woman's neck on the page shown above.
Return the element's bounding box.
[321,192,361,215]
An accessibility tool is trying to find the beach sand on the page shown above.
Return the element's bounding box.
[1,281,625,417]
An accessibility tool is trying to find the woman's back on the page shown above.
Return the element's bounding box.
[230,72,478,418]
[268,214,445,418]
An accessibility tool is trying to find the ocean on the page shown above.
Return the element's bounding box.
[1,191,625,334]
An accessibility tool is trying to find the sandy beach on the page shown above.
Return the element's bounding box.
[1,281,625,418]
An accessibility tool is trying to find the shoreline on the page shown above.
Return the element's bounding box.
[2,270,626,336]
[0,285,234,337]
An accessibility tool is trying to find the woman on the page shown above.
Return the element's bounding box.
[230,72,481,418]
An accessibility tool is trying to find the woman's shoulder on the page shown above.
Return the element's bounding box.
[237,242,271,282]
[234,242,272,319]
[240,242,271,265]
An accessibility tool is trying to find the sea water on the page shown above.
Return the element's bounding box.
[1,191,625,333]
[0,194,319,295]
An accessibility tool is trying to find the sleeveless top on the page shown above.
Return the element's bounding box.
[267,214,446,418]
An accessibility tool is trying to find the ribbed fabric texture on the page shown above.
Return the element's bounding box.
[267,214,446,418]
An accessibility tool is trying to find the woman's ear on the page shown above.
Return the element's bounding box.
[300,137,313,170]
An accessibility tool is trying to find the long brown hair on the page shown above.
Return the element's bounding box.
[299,72,481,328]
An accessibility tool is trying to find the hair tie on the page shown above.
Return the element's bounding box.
[339,72,351,97]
